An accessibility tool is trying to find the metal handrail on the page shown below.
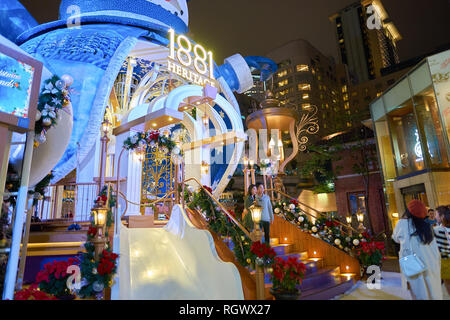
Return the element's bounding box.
[184,177,252,239]
[265,188,359,234]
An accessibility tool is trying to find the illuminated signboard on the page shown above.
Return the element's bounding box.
[0,43,42,132]
[167,29,217,87]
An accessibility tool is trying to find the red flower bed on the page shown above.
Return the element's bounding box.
[355,239,385,266]
[15,284,58,300]
[35,258,79,297]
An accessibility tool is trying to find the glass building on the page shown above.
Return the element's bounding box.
[370,49,450,230]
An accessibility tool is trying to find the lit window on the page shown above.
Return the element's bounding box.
[298,83,311,91]
[277,70,288,78]
[343,94,349,101]
[323,123,327,129]
[339,39,344,43]
[377,92,382,97]
[342,85,348,93]
[278,79,288,87]
[302,103,311,110]
[346,122,352,127]
[344,102,350,110]
[296,64,309,72]
[302,93,309,100]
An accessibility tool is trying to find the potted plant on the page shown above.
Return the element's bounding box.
[269,257,307,300]
[354,234,385,279]
[35,258,79,299]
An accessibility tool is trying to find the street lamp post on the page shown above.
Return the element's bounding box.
[91,199,108,261]
[356,209,366,233]
[99,119,111,190]
[243,157,249,196]
[249,159,256,185]
[346,215,353,236]
[249,203,265,300]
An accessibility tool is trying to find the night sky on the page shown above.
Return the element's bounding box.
[21,0,450,63]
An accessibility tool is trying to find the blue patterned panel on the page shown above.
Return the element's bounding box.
[142,146,174,198]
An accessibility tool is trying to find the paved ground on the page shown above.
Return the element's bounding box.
[335,271,450,300]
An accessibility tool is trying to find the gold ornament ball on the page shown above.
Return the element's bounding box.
[42,117,52,126]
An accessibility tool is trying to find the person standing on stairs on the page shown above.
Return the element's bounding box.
[392,199,442,300]
[255,183,274,245]
[242,184,257,232]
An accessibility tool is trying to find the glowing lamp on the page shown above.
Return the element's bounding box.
[135,148,146,162]
[92,206,107,228]
[346,216,352,224]
[392,212,399,218]
[249,159,255,167]
[202,114,209,127]
[269,138,275,148]
[249,203,262,224]
[243,157,249,167]
[101,119,111,136]
[201,161,210,174]
[356,211,364,223]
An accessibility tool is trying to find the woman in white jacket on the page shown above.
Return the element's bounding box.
[392,199,442,300]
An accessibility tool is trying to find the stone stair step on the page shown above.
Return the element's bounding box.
[272,243,295,255]
[299,267,340,291]
[269,238,279,246]
[298,276,354,300]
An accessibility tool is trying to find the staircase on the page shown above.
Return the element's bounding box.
[223,236,355,300]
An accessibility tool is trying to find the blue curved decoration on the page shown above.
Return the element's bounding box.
[21,24,148,183]
[244,56,278,81]
[215,62,240,93]
[59,0,188,33]
[0,0,38,43]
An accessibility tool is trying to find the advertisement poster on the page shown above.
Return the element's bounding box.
[0,51,35,118]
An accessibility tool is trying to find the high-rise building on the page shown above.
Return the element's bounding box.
[265,39,346,137]
[329,0,402,84]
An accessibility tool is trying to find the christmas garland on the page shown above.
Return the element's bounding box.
[124,130,179,152]
[186,186,253,268]
[77,187,118,299]
[273,199,373,257]
[34,75,73,147]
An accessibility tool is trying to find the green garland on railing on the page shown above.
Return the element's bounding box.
[272,199,370,256]
[186,186,253,267]
[78,186,118,299]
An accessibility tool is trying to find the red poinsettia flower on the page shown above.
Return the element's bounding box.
[149,131,160,141]
[289,199,299,206]
[96,194,107,204]
[203,185,213,193]
[87,226,97,236]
